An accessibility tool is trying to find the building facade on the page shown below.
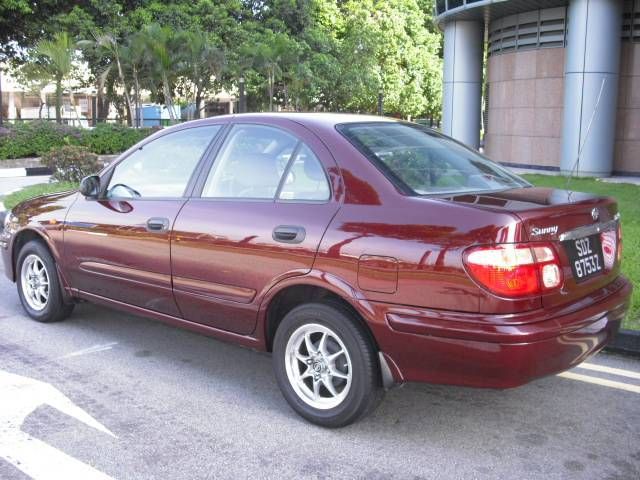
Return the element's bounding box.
[437,0,640,177]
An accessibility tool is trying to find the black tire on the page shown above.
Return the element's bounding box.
[273,302,383,427]
[16,240,74,323]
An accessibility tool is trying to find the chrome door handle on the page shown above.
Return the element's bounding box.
[146,217,170,232]
[272,225,306,244]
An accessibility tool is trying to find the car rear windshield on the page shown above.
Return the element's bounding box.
[337,122,529,195]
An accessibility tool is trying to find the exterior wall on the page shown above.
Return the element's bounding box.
[485,48,565,169]
[615,41,640,174]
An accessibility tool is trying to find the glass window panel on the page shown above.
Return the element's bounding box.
[107,125,220,198]
[278,144,330,201]
[202,124,298,199]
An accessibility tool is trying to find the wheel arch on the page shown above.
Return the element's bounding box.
[259,272,380,354]
[10,228,50,281]
[10,227,72,302]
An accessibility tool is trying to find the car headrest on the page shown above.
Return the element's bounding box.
[234,153,280,187]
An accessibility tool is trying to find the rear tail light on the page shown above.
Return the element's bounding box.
[463,243,563,298]
[600,229,617,270]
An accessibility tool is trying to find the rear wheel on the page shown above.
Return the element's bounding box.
[273,302,383,427]
[16,240,74,323]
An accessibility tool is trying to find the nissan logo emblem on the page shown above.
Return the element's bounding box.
[591,208,599,222]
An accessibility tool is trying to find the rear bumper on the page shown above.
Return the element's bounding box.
[369,276,632,388]
[1,231,12,281]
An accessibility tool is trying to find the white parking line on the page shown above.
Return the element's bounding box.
[576,362,640,380]
[58,342,118,360]
[558,371,640,394]
[0,370,116,480]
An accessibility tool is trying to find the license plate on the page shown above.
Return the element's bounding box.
[563,234,604,283]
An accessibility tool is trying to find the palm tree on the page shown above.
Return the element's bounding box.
[178,30,225,119]
[123,31,149,127]
[36,32,76,124]
[249,32,299,112]
[80,33,134,126]
[142,24,178,122]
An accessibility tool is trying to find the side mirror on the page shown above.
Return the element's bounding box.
[79,175,100,198]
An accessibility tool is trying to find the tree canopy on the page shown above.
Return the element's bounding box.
[1,0,443,120]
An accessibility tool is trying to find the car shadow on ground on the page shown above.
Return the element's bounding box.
[58,303,635,437]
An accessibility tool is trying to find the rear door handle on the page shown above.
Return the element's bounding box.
[146,217,170,232]
[273,225,306,244]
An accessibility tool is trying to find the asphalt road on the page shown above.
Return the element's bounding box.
[0,269,639,480]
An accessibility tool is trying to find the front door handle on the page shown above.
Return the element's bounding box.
[273,225,306,244]
[146,217,170,232]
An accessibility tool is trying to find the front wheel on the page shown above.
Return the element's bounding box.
[273,302,383,427]
[16,240,74,323]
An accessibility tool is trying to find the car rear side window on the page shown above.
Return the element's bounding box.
[338,122,529,195]
[278,144,330,201]
[106,125,221,199]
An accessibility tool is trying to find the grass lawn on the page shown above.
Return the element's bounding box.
[3,175,639,330]
[523,175,639,330]
[3,182,78,210]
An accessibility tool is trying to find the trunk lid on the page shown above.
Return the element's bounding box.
[446,187,621,308]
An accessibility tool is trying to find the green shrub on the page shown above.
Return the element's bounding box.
[41,145,101,183]
[0,121,82,159]
[0,121,156,160]
[81,123,154,154]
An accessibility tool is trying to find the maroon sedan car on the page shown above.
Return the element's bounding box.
[0,113,631,427]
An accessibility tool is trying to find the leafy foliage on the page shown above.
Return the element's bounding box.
[81,123,154,155]
[4,0,443,120]
[0,122,81,159]
[0,122,153,159]
[42,145,101,183]
[35,32,80,123]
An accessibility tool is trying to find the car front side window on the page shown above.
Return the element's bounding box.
[107,125,221,199]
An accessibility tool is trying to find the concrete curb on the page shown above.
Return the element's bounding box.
[0,167,53,178]
[605,329,640,357]
[0,154,118,178]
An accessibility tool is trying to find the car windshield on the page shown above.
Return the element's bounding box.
[338,122,530,195]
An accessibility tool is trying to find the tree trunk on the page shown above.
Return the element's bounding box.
[268,68,274,112]
[195,87,203,119]
[283,82,289,110]
[162,73,176,122]
[38,90,44,119]
[55,76,62,124]
[114,53,133,126]
[68,89,81,126]
[133,68,142,128]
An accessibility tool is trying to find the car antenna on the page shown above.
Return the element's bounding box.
[565,77,607,196]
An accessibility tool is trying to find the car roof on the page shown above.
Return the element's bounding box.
[182,112,402,130]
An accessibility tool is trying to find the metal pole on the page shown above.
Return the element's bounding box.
[378,88,383,116]
[239,77,246,114]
